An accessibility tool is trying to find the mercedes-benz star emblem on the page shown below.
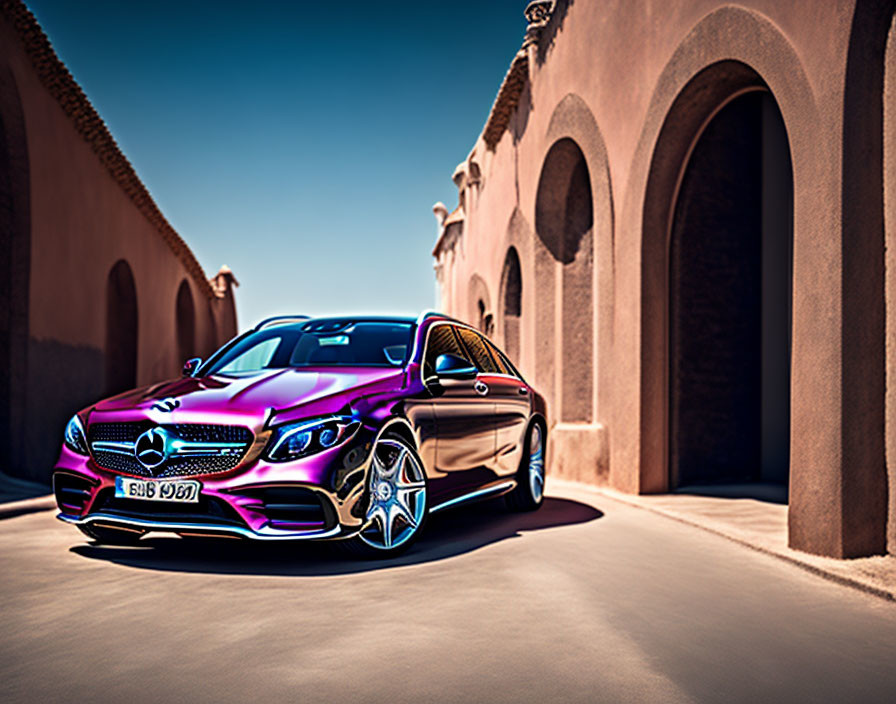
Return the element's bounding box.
[134,427,170,470]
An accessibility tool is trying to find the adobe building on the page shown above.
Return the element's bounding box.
[433,0,896,559]
[1,0,238,483]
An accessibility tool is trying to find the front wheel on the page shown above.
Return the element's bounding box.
[341,434,428,558]
[505,422,545,512]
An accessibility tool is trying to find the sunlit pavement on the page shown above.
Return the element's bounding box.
[2,482,896,704]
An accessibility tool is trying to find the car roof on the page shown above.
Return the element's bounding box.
[254,312,462,332]
[253,314,419,333]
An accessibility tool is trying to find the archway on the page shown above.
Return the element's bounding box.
[468,275,493,336]
[535,137,593,422]
[0,64,30,477]
[176,280,195,365]
[668,88,793,490]
[105,260,138,394]
[500,246,522,361]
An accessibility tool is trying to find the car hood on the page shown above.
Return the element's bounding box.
[88,367,406,428]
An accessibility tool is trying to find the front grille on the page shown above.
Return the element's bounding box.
[88,422,254,478]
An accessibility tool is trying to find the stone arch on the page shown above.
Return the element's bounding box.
[666,84,793,490]
[105,260,138,394]
[468,274,493,336]
[536,94,614,426]
[0,63,30,477]
[499,246,522,361]
[535,137,593,423]
[641,58,800,494]
[176,279,195,365]
[626,7,893,558]
[872,0,896,555]
[624,7,820,500]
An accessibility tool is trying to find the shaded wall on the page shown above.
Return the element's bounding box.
[0,5,238,482]
[433,0,890,558]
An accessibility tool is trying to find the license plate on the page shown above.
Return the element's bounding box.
[115,476,200,503]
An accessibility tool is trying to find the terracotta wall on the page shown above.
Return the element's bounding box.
[0,4,238,482]
[434,0,895,558]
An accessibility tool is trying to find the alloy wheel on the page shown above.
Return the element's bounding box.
[528,423,545,503]
[359,437,427,551]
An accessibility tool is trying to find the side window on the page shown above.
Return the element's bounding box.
[455,327,499,374]
[484,339,514,376]
[423,324,468,378]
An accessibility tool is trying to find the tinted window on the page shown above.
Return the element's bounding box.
[203,321,413,373]
[455,327,499,374]
[423,324,468,379]
[218,337,279,373]
[484,339,514,376]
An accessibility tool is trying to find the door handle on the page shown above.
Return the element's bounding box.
[474,380,489,396]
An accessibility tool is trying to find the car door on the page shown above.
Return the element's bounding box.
[449,325,506,485]
[482,337,531,476]
[424,323,496,501]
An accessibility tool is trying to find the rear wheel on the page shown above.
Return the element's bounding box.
[505,422,545,512]
[78,523,145,545]
[341,433,428,558]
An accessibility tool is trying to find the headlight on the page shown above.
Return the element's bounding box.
[63,414,89,455]
[264,415,360,462]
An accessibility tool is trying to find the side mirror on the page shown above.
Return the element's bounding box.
[182,357,203,377]
[434,353,478,380]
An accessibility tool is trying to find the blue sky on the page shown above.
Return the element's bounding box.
[27,0,527,330]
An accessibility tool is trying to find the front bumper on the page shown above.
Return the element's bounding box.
[53,425,378,541]
[56,511,347,541]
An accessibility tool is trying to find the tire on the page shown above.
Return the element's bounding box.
[340,432,428,559]
[505,421,546,512]
[78,523,145,545]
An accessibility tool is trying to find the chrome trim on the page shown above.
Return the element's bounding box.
[254,315,310,331]
[91,441,134,455]
[429,481,515,513]
[57,512,344,541]
[91,439,246,459]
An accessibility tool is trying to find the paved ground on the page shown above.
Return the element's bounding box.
[597,483,896,599]
[2,482,896,704]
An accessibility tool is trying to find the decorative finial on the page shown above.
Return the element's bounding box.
[523,1,553,48]
[433,202,449,226]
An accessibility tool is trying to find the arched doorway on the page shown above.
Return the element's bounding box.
[105,260,138,394]
[535,137,593,423]
[0,64,30,477]
[669,89,793,490]
[500,246,522,361]
[468,275,493,336]
[176,280,195,365]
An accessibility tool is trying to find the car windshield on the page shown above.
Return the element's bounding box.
[201,321,414,374]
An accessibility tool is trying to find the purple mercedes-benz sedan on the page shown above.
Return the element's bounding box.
[53,312,548,557]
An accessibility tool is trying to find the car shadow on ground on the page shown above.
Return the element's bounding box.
[69,496,603,576]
